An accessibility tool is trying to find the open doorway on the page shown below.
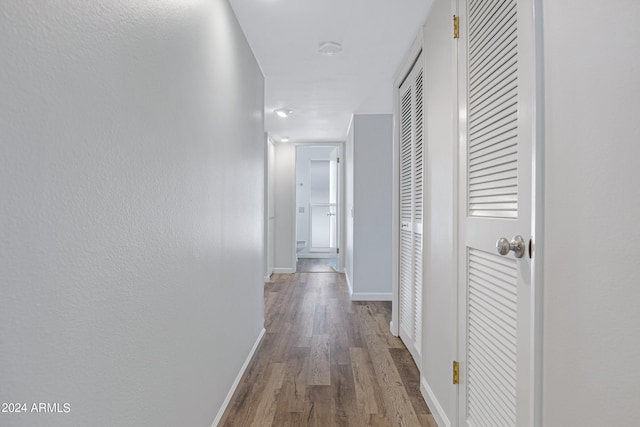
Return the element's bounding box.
[295,145,341,273]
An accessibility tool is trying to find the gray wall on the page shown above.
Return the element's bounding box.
[0,1,265,426]
[273,142,296,272]
[349,114,393,299]
[542,0,640,424]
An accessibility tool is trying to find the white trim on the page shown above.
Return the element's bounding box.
[449,0,461,422]
[389,321,398,337]
[211,328,266,427]
[351,292,392,302]
[273,267,294,274]
[345,270,353,297]
[263,275,271,282]
[394,26,425,85]
[531,1,545,424]
[421,377,451,427]
[292,142,345,274]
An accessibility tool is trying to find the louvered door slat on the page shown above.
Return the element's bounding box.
[467,249,518,427]
[414,69,424,224]
[469,80,518,124]
[468,326,516,371]
[470,137,517,162]
[469,2,516,59]
[399,79,414,343]
[412,67,424,356]
[468,342,517,411]
[413,233,422,352]
[469,61,518,110]
[400,87,413,224]
[468,168,517,185]
[468,0,502,36]
[469,30,517,87]
[399,230,414,336]
[467,0,519,220]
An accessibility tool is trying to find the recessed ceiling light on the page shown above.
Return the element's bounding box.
[280,137,290,143]
[274,108,292,118]
[318,41,342,56]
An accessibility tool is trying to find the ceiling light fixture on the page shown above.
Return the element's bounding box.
[274,108,292,118]
[280,137,290,143]
[318,41,342,56]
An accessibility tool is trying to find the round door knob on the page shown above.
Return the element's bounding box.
[496,235,525,258]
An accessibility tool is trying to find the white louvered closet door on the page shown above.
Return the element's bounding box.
[398,53,424,366]
[458,0,538,426]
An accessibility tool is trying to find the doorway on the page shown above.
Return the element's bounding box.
[295,145,341,273]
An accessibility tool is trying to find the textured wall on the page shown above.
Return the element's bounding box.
[273,143,296,272]
[542,0,640,425]
[0,1,264,426]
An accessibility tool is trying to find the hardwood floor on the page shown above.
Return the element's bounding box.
[219,272,437,427]
[296,257,338,273]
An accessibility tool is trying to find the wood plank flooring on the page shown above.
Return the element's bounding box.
[296,257,338,273]
[219,272,437,427]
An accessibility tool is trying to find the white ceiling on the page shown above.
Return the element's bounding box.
[228,0,433,142]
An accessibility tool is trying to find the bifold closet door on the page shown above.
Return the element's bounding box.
[398,53,424,366]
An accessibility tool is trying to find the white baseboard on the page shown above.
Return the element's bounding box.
[420,376,451,427]
[211,328,266,427]
[351,292,393,301]
[390,321,399,337]
[273,268,294,274]
[345,271,353,296]
[263,275,271,282]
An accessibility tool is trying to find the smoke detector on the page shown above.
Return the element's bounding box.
[318,41,342,56]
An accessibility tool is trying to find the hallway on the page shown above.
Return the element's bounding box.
[219,273,436,426]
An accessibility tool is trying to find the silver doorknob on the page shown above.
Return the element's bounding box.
[496,235,525,258]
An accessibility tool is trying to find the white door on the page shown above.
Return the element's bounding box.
[457,0,539,425]
[398,52,424,365]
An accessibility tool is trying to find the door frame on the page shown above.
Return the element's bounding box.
[454,0,545,425]
[264,133,276,282]
[292,142,345,273]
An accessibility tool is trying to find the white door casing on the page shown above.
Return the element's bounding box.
[293,143,344,270]
[398,52,424,366]
[457,0,541,425]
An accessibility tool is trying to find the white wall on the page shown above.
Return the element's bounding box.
[273,142,296,272]
[0,1,265,426]
[350,114,393,300]
[420,0,457,424]
[542,1,640,425]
